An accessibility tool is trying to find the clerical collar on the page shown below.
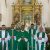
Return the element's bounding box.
[31,27,34,29]
[21,30,24,32]
[11,29,14,30]
[40,32,43,33]
[1,30,5,31]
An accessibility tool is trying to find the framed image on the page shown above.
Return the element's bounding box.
[23,0,32,4]
[21,10,33,23]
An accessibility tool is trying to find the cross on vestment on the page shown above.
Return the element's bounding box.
[0,36,16,50]
[0,38,9,50]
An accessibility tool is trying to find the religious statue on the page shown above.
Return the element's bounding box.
[13,13,20,24]
[34,13,41,25]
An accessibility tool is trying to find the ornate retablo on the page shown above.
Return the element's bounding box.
[12,0,42,25]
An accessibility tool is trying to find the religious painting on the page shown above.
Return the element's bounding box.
[19,0,32,4]
[12,0,42,25]
[21,10,33,23]
[23,0,32,4]
[24,0,32,4]
[34,13,41,25]
[24,0,31,4]
[20,6,33,23]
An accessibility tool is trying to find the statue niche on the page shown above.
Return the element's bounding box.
[34,13,41,25]
[12,0,42,25]
[13,13,20,24]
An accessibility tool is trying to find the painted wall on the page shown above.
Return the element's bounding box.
[0,0,16,27]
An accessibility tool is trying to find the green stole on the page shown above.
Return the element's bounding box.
[8,29,18,50]
[34,25,38,30]
[12,29,17,50]
[7,29,12,50]
[29,28,37,50]
[37,32,45,50]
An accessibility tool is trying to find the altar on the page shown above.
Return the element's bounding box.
[12,0,42,25]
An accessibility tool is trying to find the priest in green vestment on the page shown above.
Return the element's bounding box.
[7,24,19,50]
[18,25,29,50]
[0,25,9,50]
[46,33,50,50]
[36,25,48,50]
[29,23,38,50]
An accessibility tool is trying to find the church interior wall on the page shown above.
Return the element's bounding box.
[0,0,50,27]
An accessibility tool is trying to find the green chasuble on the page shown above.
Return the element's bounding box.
[37,32,45,50]
[0,30,8,50]
[29,27,37,50]
[7,29,19,50]
[18,30,29,50]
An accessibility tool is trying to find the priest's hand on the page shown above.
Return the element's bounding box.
[24,38,28,42]
[18,38,21,42]
[11,36,16,40]
[21,38,25,41]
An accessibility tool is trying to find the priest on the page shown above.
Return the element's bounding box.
[7,24,19,50]
[18,25,29,50]
[0,25,9,50]
[36,25,48,50]
[46,33,50,50]
[29,23,38,50]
